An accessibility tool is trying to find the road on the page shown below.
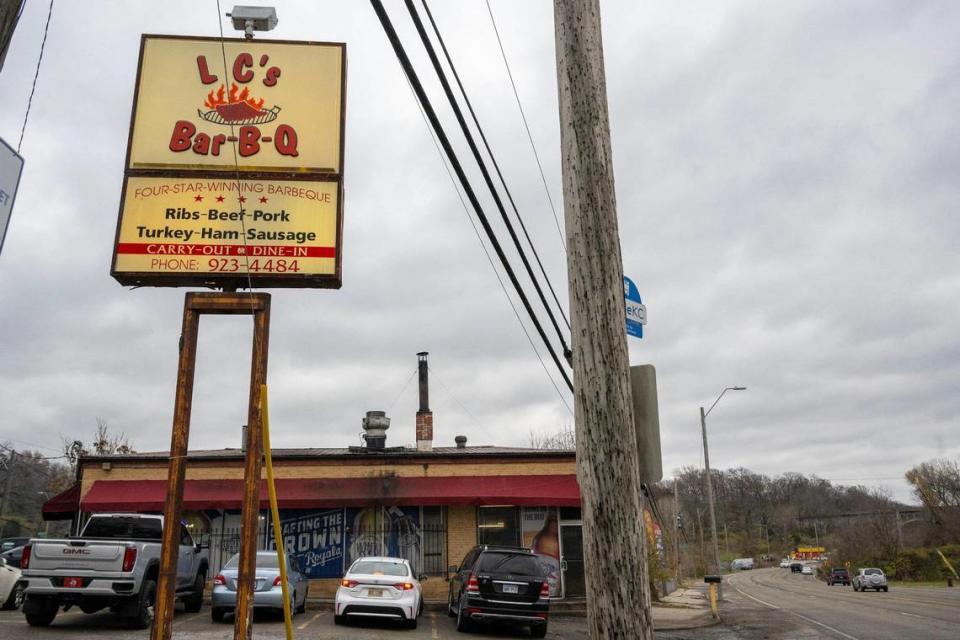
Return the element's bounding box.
[704,568,960,640]
[0,606,588,639]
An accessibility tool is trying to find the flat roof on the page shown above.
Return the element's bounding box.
[80,445,576,464]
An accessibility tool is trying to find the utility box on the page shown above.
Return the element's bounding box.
[630,365,662,484]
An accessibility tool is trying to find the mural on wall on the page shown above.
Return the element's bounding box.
[523,507,561,597]
[266,508,345,578]
[346,506,422,576]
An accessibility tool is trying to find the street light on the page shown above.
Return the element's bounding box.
[701,386,746,578]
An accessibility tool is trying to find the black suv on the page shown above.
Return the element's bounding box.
[447,545,550,637]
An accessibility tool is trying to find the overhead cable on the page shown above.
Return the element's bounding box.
[16,0,54,153]
[420,0,570,331]
[369,0,573,393]
[403,73,573,414]
[485,0,566,253]
[402,0,573,365]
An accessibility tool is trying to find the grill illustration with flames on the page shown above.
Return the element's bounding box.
[198,82,280,125]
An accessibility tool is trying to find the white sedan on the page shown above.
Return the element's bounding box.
[0,556,23,609]
[801,565,814,575]
[334,557,423,629]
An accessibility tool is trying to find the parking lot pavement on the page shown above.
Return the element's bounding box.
[0,608,589,639]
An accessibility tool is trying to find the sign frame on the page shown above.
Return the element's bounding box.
[110,34,347,289]
[0,137,24,257]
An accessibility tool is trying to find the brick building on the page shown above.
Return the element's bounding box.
[41,355,589,601]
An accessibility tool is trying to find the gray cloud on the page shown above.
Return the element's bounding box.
[1,1,957,503]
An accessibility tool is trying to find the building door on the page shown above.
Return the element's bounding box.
[559,524,585,598]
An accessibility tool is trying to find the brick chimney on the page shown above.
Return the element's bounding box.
[416,352,433,451]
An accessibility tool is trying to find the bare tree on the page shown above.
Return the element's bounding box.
[906,458,960,541]
[528,424,576,449]
[62,418,135,471]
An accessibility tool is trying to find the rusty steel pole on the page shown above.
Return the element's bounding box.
[152,298,201,640]
[233,295,271,640]
[150,293,271,640]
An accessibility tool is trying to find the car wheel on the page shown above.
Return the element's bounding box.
[127,578,156,629]
[406,615,419,630]
[882,587,888,592]
[2,582,24,610]
[24,598,59,627]
[183,572,205,613]
[456,598,473,632]
[448,592,457,618]
[211,607,226,623]
[334,614,346,625]
[530,623,548,638]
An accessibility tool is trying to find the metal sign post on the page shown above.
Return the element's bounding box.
[151,292,270,640]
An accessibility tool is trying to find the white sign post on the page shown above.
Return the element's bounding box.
[0,137,24,257]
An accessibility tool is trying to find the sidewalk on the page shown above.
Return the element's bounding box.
[531,586,718,631]
[652,586,720,630]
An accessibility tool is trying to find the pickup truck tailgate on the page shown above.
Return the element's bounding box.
[29,540,127,573]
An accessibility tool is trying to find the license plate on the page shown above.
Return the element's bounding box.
[367,588,384,598]
[503,584,519,594]
[63,577,83,589]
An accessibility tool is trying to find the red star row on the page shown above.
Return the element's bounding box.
[192,194,269,204]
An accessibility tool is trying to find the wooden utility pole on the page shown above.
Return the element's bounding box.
[0,0,24,73]
[554,1,653,637]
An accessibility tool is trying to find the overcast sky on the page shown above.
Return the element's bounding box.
[1,1,957,504]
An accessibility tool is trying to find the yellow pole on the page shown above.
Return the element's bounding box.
[261,384,294,640]
[708,583,719,618]
[936,548,959,580]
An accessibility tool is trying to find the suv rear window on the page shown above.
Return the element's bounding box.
[82,517,162,540]
[476,552,542,575]
[864,568,882,575]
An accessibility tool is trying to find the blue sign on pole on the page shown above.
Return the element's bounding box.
[623,276,646,339]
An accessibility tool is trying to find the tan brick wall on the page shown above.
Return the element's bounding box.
[445,506,476,575]
[80,458,576,499]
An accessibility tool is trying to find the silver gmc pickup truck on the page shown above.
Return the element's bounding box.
[20,513,208,628]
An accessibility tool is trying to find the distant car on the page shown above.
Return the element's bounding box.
[0,557,23,610]
[211,551,309,622]
[335,556,423,629]
[779,559,791,568]
[790,562,803,573]
[731,558,755,571]
[447,545,550,638]
[852,567,888,592]
[826,568,850,586]
[801,565,813,575]
[0,546,24,568]
[0,538,29,553]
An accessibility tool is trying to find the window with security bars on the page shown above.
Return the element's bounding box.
[421,506,445,575]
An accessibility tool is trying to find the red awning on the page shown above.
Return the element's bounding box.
[79,475,580,512]
[42,483,82,520]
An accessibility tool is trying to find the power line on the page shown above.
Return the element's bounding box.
[386,366,418,413]
[420,0,570,331]
[485,0,566,253]
[16,0,54,153]
[427,365,486,427]
[370,0,572,393]
[402,72,573,414]
[402,0,573,365]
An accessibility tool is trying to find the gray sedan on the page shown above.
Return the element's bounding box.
[211,551,309,622]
